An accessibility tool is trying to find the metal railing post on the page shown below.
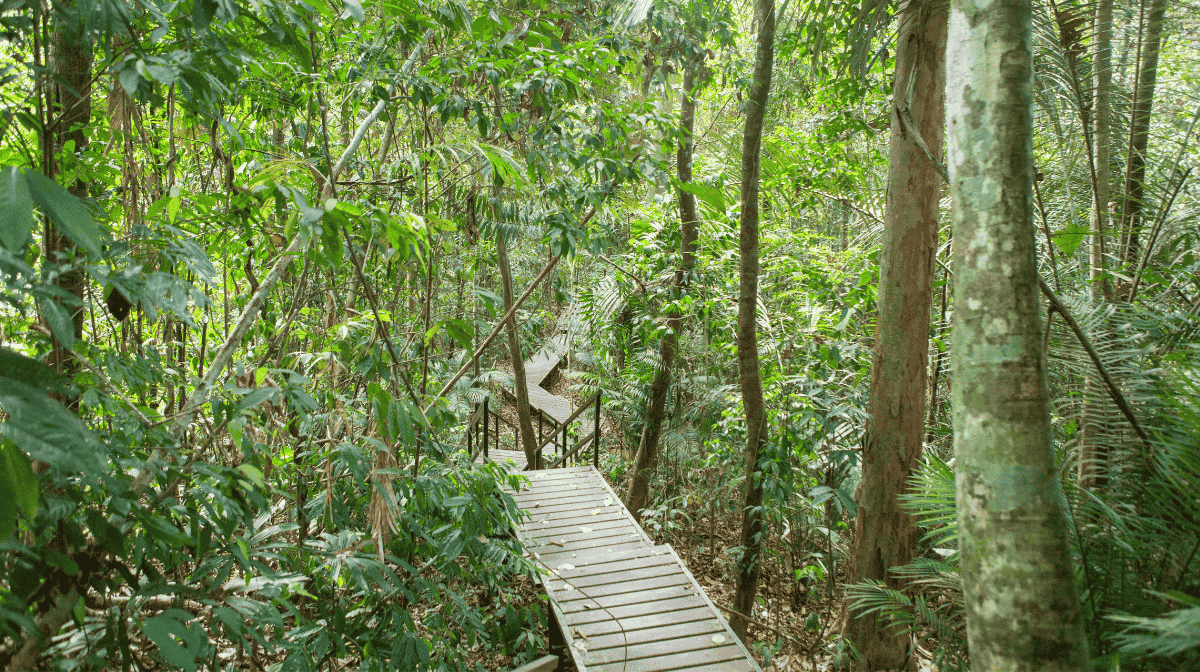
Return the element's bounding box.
[483,396,489,459]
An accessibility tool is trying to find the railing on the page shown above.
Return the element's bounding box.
[468,390,602,471]
[466,396,520,461]
[540,390,601,469]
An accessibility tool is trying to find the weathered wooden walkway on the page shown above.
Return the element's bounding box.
[480,454,762,671]
[477,312,760,671]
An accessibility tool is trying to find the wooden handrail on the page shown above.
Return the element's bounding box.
[533,390,601,453]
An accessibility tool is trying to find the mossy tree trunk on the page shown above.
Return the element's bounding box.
[729,0,774,644]
[947,0,1091,668]
[842,0,946,666]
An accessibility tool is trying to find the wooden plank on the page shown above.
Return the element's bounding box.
[548,559,679,591]
[530,536,647,557]
[551,573,691,604]
[581,617,724,651]
[583,630,737,666]
[519,510,627,530]
[556,583,699,614]
[587,645,753,672]
[561,595,710,626]
[512,483,609,499]
[569,607,716,639]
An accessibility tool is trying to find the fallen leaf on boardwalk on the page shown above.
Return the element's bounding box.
[572,553,577,557]
[558,563,575,571]
[579,527,592,534]
[573,641,588,652]
[582,604,593,610]
[603,496,613,506]
[562,583,574,591]
[534,501,541,507]
[591,508,601,516]
[712,634,726,644]
[570,484,578,489]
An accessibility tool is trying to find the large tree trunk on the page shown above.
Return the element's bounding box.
[842,1,946,667]
[729,0,774,645]
[1118,0,1168,277]
[946,0,1091,668]
[496,225,540,467]
[624,62,702,523]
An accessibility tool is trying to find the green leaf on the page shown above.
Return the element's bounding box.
[0,166,32,252]
[0,378,102,478]
[143,610,202,672]
[0,347,70,395]
[236,387,279,412]
[438,529,466,561]
[0,477,16,543]
[146,63,174,85]
[24,169,101,256]
[84,508,125,556]
[1053,222,1089,257]
[41,299,75,351]
[0,440,37,519]
[119,64,140,95]
[236,464,264,489]
[678,181,725,214]
[342,0,365,22]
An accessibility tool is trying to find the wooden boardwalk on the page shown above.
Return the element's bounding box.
[479,313,759,670]
[483,460,762,672]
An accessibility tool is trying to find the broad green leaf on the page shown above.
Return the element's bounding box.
[0,474,16,543]
[0,440,37,519]
[342,0,365,22]
[1053,222,1089,257]
[41,299,75,351]
[0,348,70,395]
[678,181,725,214]
[236,464,264,488]
[24,169,101,256]
[236,387,279,412]
[0,166,32,252]
[119,64,140,95]
[0,378,102,478]
[143,610,202,672]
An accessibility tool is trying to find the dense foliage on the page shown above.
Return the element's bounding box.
[0,0,1197,669]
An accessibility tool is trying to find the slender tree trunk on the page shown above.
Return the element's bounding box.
[729,0,774,644]
[1090,0,1114,301]
[45,4,92,375]
[1079,0,1116,492]
[625,62,702,523]
[1118,0,1167,278]
[496,225,539,467]
[947,0,1091,668]
[842,1,946,666]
